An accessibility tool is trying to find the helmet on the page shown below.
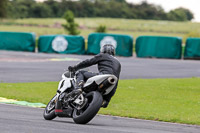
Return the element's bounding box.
[100,44,115,56]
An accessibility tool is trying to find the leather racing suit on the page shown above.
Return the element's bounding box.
[72,53,121,103]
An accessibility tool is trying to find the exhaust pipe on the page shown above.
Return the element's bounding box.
[98,77,116,91]
[107,77,116,85]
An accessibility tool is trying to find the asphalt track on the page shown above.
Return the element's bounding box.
[0,50,200,133]
[0,103,199,133]
[0,50,200,82]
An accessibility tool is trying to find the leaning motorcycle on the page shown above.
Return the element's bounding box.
[43,70,118,124]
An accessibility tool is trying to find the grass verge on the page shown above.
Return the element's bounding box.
[2,18,200,43]
[0,78,199,125]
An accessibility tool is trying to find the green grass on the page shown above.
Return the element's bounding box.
[5,18,200,33]
[0,82,58,104]
[1,18,200,43]
[100,78,200,125]
[0,78,200,125]
[0,22,183,39]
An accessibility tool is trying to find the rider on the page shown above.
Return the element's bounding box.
[68,44,121,108]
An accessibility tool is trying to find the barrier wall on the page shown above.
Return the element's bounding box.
[184,38,200,59]
[38,35,85,54]
[0,32,36,52]
[136,36,182,59]
[87,33,133,57]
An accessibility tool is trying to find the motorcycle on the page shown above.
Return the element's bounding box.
[43,70,118,124]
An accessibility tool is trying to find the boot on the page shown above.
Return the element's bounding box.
[70,80,84,98]
[101,100,109,108]
[75,80,85,90]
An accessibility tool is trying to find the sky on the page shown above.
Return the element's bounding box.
[126,0,200,22]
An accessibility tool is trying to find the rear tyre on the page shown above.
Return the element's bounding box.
[43,95,57,120]
[73,91,103,124]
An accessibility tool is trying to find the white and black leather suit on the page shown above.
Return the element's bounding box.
[72,53,121,103]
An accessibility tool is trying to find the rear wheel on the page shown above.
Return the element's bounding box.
[43,95,57,120]
[73,91,103,124]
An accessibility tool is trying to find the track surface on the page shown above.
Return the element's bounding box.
[0,51,200,83]
[0,103,199,133]
[0,51,200,133]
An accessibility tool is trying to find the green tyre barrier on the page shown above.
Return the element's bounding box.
[136,36,182,59]
[87,33,133,57]
[38,35,85,54]
[184,38,200,59]
[0,32,36,52]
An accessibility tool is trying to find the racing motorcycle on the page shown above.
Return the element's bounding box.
[43,70,118,124]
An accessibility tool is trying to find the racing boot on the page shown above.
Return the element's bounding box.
[75,80,84,90]
[101,100,109,108]
[70,80,84,98]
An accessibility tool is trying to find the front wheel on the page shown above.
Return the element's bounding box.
[43,95,57,120]
[73,91,103,124]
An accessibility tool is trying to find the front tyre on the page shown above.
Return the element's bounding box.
[43,95,57,120]
[73,91,103,124]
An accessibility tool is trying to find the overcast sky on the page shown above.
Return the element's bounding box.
[126,0,200,22]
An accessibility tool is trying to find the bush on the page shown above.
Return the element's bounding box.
[95,25,107,33]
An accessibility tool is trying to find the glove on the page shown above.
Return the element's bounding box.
[68,66,75,72]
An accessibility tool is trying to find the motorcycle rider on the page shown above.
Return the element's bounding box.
[68,44,121,108]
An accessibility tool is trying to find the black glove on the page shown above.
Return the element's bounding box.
[68,66,75,72]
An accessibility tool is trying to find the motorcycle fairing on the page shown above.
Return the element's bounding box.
[57,78,72,93]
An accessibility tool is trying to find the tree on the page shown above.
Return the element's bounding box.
[180,8,194,21]
[3,0,194,21]
[31,3,52,18]
[167,8,194,21]
[113,0,126,2]
[0,0,7,18]
[76,0,95,17]
[6,0,36,18]
[44,0,60,17]
[62,10,80,35]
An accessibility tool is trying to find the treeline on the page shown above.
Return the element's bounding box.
[1,0,194,21]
